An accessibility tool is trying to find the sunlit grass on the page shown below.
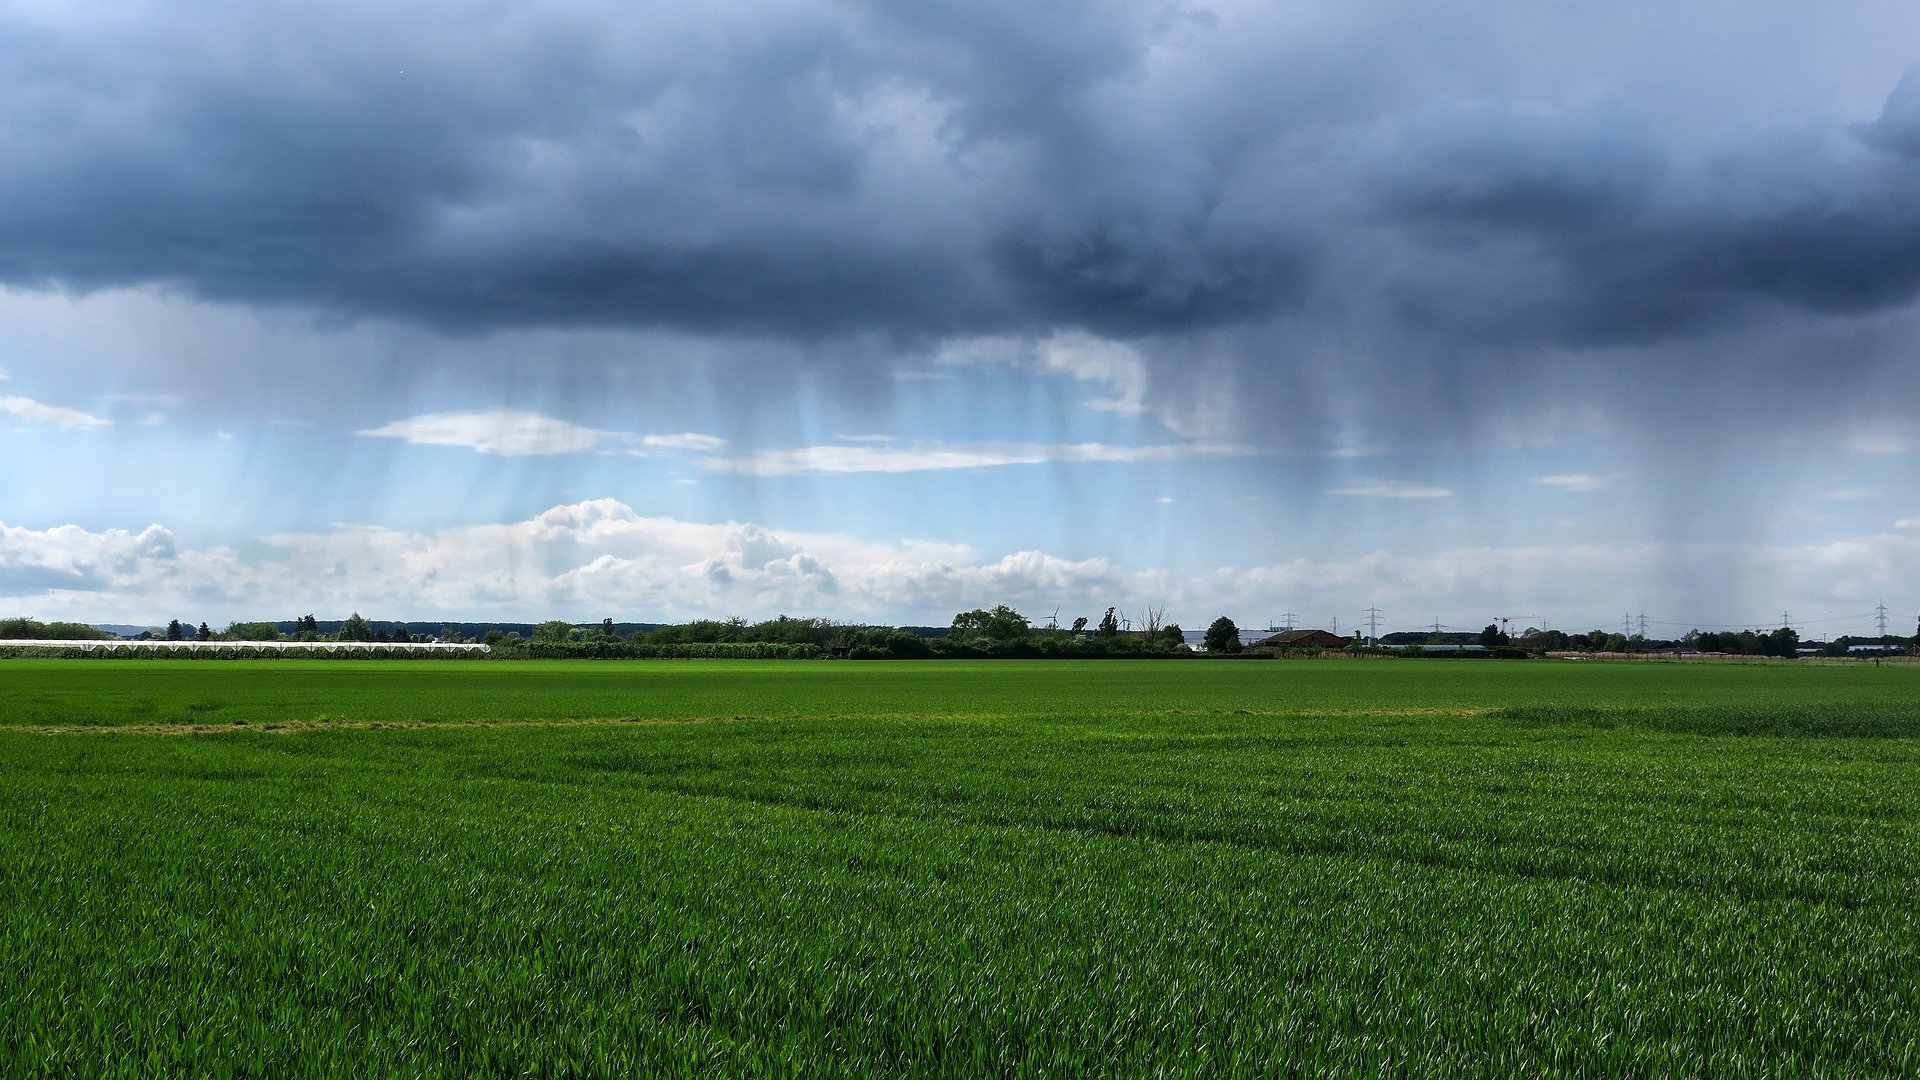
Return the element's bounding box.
[1,661,1916,1074]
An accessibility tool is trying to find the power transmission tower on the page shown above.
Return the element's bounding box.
[1876,600,1889,637]
[1432,618,1443,635]
[1623,613,1632,636]
[1635,612,1648,639]
[1364,606,1383,642]
[1330,616,1338,635]
[1279,611,1297,631]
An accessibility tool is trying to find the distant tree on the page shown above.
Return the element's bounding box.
[339,612,371,641]
[949,609,990,637]
[0,618,112,641]
[1478,624,1509,647]
[1070,616,1089,635]
[1096,608,1120,638]
[533,620,576,643]
[1603,633,1629,653]
[392,621,410,643]
[165,619,184,641]
[949,605,1031,642]
[983,605,1030,640]
[223,622,281,641]
[742,616,838,647]
[196,622,212,641]
[1159,623,1185,648]
[1204,616,1241,653]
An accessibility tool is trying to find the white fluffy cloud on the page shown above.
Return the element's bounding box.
[0,395,111,431]
[358,409,607,455]
[4,500,1917,633]
[357,410,728,458]
[934,332,1148,418]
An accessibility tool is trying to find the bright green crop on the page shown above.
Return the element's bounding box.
[0,659,1915,1075]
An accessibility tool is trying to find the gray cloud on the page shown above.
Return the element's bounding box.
[5,0,1920,462]
[1360,88,1920,347]
[0,2,1440,337]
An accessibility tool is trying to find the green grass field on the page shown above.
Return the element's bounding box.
[2,659,1917,1075]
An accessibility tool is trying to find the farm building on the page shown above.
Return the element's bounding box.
[1253,629,1354,650]
[1179,627,1302,651]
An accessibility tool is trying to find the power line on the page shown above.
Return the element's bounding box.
[1644,612,1874,630]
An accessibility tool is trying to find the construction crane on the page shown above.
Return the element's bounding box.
[1496,615,1539,639]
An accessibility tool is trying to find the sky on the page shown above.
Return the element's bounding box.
[3,0,1919,637]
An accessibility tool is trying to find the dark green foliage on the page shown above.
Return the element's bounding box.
[1204,616,1240,653]
[839,628,935,659]
[1689,627,1802,656]
[518,640,820,660]
[948,605,1032,642]
[0,617,111,640]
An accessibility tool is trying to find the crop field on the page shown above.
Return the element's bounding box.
[2,659,1918,1075]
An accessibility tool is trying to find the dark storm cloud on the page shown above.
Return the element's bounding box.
[0,0,1273,336]
[1360,87,1920,347]
[4,0,1920,378]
